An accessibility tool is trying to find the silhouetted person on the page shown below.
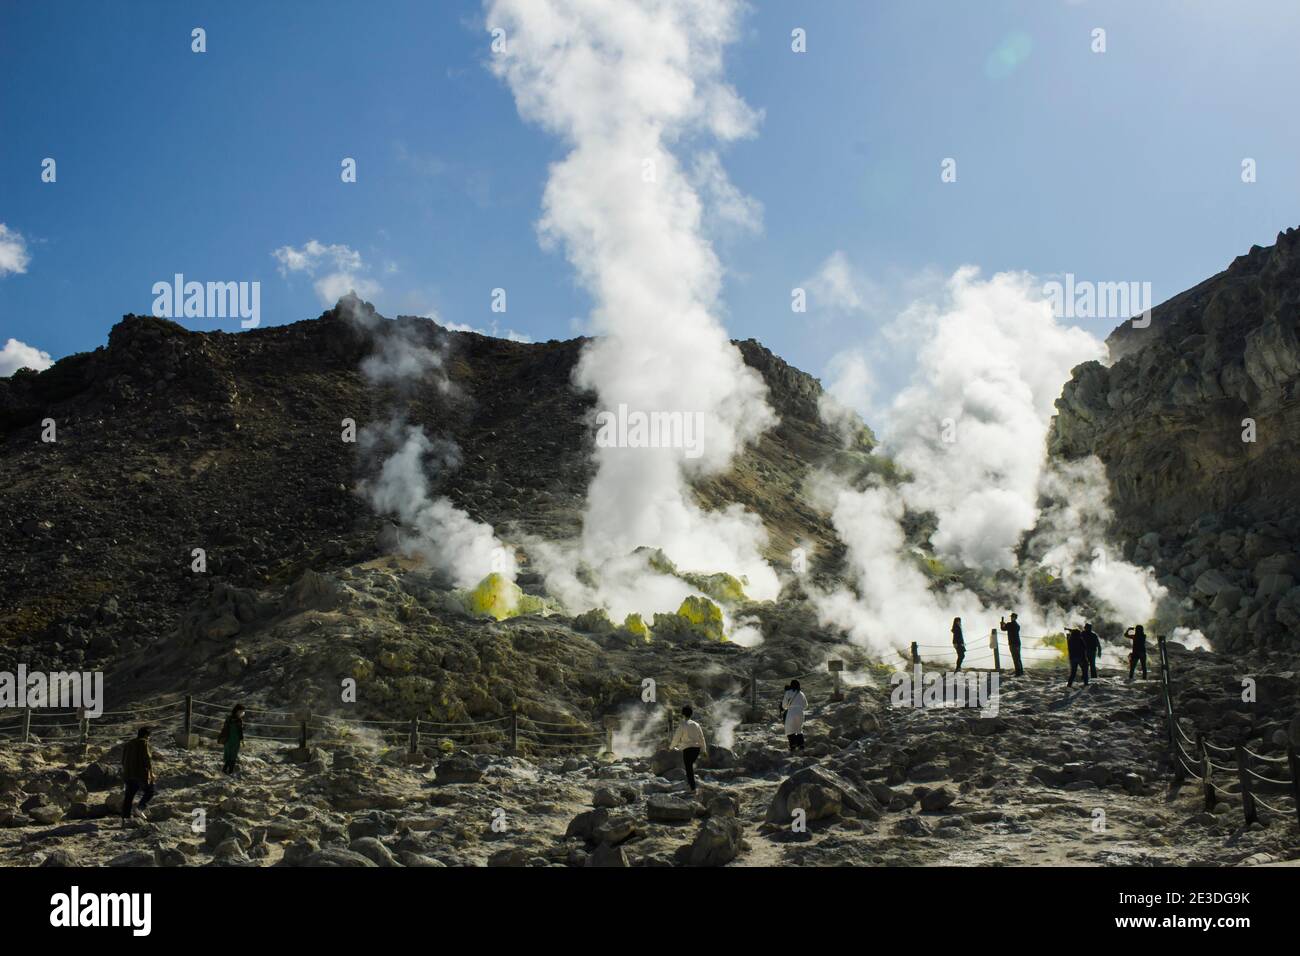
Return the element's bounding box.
[781,680,808,752]
[1066,628,1090,687]
[121,726,156,824]
[1000,612,1024,676]
[951,617,966,671]
[1126,625,1148,681]
[669,705,708,793]
[218,704,246,775]
[1082,622,1101,678]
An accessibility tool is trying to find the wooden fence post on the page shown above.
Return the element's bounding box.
[299,713,309,750]
[1288,747,1300,829]
[183,695,193,746]
[828,660,843,702]
[1199,734,1213,811]
[1235,746,1256,825]
[408,718,419,755]
[20,708,30,743]
[990,630,1001,674]
[910,642,919,664]
[78,707,88,747]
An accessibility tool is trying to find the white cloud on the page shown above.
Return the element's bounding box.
[0,338,53,376]
[272,240,379,305]
[803,250,877,313]
[0,225,32,278]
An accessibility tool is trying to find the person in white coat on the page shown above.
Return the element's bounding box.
[669,705,708,793]
[781,680,808,752]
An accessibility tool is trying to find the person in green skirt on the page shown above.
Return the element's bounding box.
[218,704,246,775]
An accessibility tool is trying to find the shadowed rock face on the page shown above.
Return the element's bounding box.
[1050,226,1300,649]
[0,302,853,664]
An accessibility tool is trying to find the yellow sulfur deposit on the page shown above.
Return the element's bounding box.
[622,613,651,642]
[675,595,726,642]
[466,573,523,620]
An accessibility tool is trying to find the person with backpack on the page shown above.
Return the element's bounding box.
[218,704,246,775]
[1066,628,1090,687]
[1082,622,1102,678]
[951,617,965,671]
[120,726,156,824]
[781,679,808,753]
[669,705,708,793]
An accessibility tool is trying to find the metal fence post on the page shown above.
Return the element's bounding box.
[1288,747,1300,829]
[1235,746,1256,825]
[1199,734,1213,811]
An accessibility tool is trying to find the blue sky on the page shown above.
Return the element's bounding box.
[2,0,1298,390]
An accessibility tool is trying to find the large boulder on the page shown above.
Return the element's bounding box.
[765,766,881,825]
[688,817,744,867]
[646,795,698,823]
[433,755,483,785]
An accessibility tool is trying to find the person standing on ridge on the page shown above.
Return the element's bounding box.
[218,704,246,776]
[951,617,966,671]
[1126,625,1149,681]
[121,726,156,825]
[1083,622,1102,678]
[1066,627,1090,687]
[1000,612,1024,676]
[781,680,808,752]
[669,705,708,793]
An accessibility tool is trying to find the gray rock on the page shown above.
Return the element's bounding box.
[687,817,744,867]
[646,795,698,823]
[766,766,882,825]
[303,847,378,867]
[349,836,400,867]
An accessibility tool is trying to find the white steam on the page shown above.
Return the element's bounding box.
[816,266,1170,656]
[486,0,780,618]
[343,297,515,588]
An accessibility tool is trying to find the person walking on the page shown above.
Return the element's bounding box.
[951,617,966,671]
[669,705,708,793]
[1082,622,1101,678]
[218,704,246,775]
[1066,628,1090,687]
[1000,612,1024,676]
[1126,625,1148,681]
[121,726,156,824]
[781,680,808,752]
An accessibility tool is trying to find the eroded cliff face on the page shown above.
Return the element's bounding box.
[1050,227,1300,649]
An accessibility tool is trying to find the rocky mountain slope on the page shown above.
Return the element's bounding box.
[0,300,861,675]
[1051,227,1300,651]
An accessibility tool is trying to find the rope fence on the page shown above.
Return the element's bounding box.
[1158,634,1299,829]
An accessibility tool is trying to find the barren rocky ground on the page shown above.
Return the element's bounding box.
[2,642,1296,867]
